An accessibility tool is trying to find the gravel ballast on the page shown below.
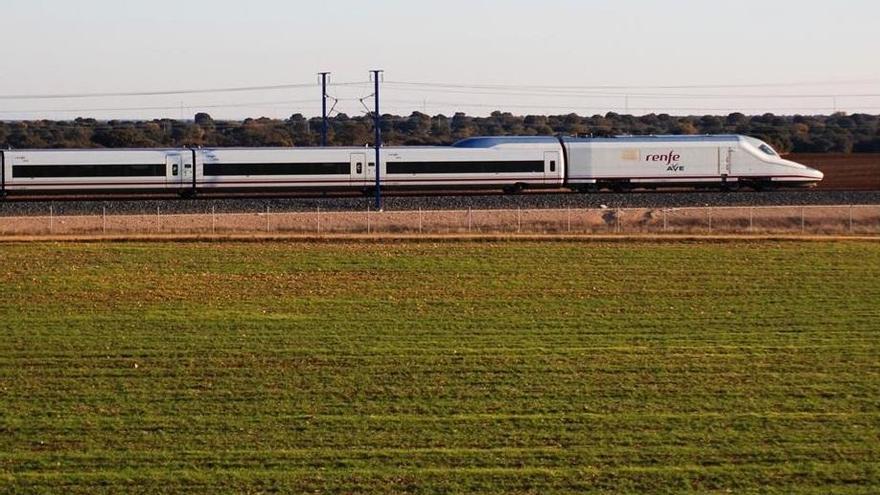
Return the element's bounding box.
[1,191,880,217]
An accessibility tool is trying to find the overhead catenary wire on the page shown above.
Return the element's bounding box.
[381,99,880,113]
[3,105,878,126]
[0,81,368,100]
[385,78,880,91]
[0,98,320,114]
[358,94,376,116]
[325,96,341,117]
[382,83,880,100]
[3,77,876,102]
[0,76,877,119]
[3,97,878,122]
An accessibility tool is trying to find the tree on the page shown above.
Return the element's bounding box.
[194,113,214,127]
[674,120,699,135]
[0,112,877,152]
[451,113,476,139]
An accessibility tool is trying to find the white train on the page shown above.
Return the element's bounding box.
[0,135,823,196]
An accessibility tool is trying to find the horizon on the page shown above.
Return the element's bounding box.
[2,108,877,124]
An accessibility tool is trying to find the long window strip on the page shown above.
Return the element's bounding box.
[387,161,544,174]
[13,164,166,178]
[204,163,350,176]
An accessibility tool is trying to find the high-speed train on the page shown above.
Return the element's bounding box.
[0,134,823,196]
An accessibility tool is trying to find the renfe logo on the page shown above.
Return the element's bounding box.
[646,151,681,165]
[646,151,685,172]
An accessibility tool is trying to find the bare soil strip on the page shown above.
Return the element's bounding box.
[790,153,880,190]
[2,233,879,243]
[3,204,879,238]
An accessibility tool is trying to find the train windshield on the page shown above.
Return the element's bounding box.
[758,143,778,157]
[745,136,780,157]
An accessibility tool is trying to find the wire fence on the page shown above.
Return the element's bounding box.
[1,205,879,236]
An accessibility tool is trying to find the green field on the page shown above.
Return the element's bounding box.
[1,240,879,494]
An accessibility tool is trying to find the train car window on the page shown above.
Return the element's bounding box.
[13,164,165,178]
[203,162,350,176]
[758,144,778,156]
[550,160,556,172]
[387,161,544,174]
[356,163,363,174]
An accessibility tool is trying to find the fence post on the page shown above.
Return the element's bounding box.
[266,205,270,233]
[49,205,54,234]
[211,205,216,235]
[156,206,161,233]
[317,206,321,234]
[663,209,668,232]
[102,206,107,235]
[418,207,423,234]
[467,207,472,233]
[616,208,621,234]
[749,207,754,233]
[801,207,805,233]
[516,208,522,233]
[849,205,854,233]
[567,207,571,233]
[367,206,371,234]
[707,208,712,232]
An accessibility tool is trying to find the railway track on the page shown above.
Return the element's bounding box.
[0,188,558,203]
[2,190,880,217]
[0,184,873,204]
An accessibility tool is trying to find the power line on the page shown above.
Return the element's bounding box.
[0,121,325,132]
[384,84,880,100]
[3,98,877,121]
[0,98,318,115]
[5,77,875,102]
[0,81,367,100]
[387,78,880,91]
[382,98,880,112]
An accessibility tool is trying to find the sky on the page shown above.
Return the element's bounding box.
[0,0,878,120]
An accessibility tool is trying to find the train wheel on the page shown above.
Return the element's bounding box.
[503,183,525,195]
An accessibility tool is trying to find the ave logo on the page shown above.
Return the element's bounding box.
[646,151,685,172]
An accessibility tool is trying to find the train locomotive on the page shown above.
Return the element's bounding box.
[0,134,823,197]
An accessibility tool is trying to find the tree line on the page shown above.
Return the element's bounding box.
[2,111,878,153]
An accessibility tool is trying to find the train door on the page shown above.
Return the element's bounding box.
[181,153,194,188]
[544,151,561,185]
[1,151,5,197]
[350,152,367,187]
[366,153,377,187]
[166,154,183,189]
[718,147,733,177]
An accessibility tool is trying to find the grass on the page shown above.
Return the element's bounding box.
[0,240,878,494]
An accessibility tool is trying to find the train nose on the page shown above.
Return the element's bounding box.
[784,157,824,182]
